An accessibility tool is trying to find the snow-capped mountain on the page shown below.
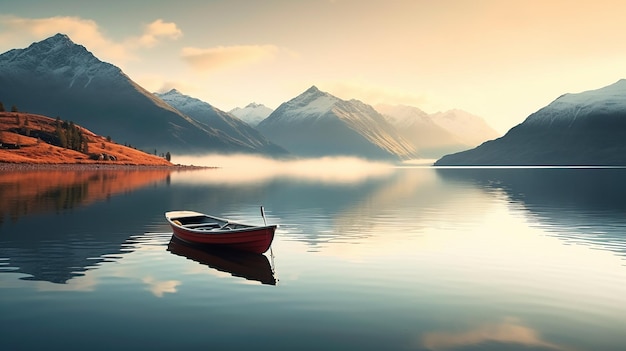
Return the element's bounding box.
[0,33,273,155]
[435,80,626,165]
[229,103,273,127]
[257,86,417,160]
[524,79,626,127]
[155,90,286,154]
[375,104,476,158]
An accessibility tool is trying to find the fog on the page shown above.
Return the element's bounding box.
[171,154,398,185]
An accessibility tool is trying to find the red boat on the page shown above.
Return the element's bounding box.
[165,209,276,254]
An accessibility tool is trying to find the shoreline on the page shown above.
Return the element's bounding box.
[0,162,214,172]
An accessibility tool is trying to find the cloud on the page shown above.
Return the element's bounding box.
[0,15,131,62]
[0,15,182,64]
[181,44,279,72]
[132,19,182,48]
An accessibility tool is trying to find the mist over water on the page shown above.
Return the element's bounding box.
[171,154,397,184]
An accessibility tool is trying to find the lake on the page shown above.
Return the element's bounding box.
[1,163,626,351]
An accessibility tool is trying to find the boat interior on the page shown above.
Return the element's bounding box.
[171,215,249,231]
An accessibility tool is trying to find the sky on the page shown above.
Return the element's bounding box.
[1,0,626,133]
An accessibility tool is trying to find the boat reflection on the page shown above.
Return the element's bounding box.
[166,237,277,286]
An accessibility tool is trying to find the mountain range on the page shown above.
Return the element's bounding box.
[435,79,626,166]
[0,33,500,162]
[375,104,499,158]
[0,34,281,155]
[257,86,418,160]
[154,90,285,154]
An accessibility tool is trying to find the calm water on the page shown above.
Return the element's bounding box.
[1,165,626,351]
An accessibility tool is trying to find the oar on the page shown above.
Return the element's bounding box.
[260,206,267,226]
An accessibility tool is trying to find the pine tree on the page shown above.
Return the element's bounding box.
[0,101,5,112]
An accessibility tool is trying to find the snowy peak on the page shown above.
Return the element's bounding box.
[435,79,626,166]
[39,33,74,50]
[0,32,120,86]
[229,102,273,127]
[162,88,182,95]
[245,102,263,108]
[558,79,626,104]
[157,89,200,104]
[526,79,626,126]
[269,86,340,122]
[375,104,431,128]
[155,89,218,117]
[257,86,418,160]
[155,89,286,154]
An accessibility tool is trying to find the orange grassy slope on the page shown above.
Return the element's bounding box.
[0,112,172,166]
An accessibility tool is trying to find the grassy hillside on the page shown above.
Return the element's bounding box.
[0,112,172,166]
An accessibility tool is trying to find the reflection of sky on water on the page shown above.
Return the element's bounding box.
[419,317,565,351]
[2,166,626,350]
[436,167,626,259]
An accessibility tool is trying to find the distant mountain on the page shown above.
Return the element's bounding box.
[0,33,270,155]
[375,104,473,158]
[229,103,273,127]
[435,80,626,166]
[256,86,417,160]
[429,109,500,146]
[155,90,286,155]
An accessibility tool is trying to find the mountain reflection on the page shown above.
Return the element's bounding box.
[436,167,626,258]
[0,167,174,283]
[0,167,172,224]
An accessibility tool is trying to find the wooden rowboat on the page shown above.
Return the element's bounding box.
[164,209,276,254]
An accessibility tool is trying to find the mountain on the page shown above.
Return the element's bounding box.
[0,33,267,155]
[256,86,417,160]
[375,104,474,158]
[435,79,626,166]
[229,103,273,127]
[155,90,286,155]
[429,109,500,146]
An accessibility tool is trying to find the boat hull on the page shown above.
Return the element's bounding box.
[170,225,275,254]
[165,211,276,254]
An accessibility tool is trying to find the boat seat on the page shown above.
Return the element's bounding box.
[172,220,182,226]
[185,222,220,229]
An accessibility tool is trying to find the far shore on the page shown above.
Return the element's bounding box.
[0,162,214,172]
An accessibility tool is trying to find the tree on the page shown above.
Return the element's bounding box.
[0,101,4,112]
[11,105,18,112]
[165,152,171,162]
